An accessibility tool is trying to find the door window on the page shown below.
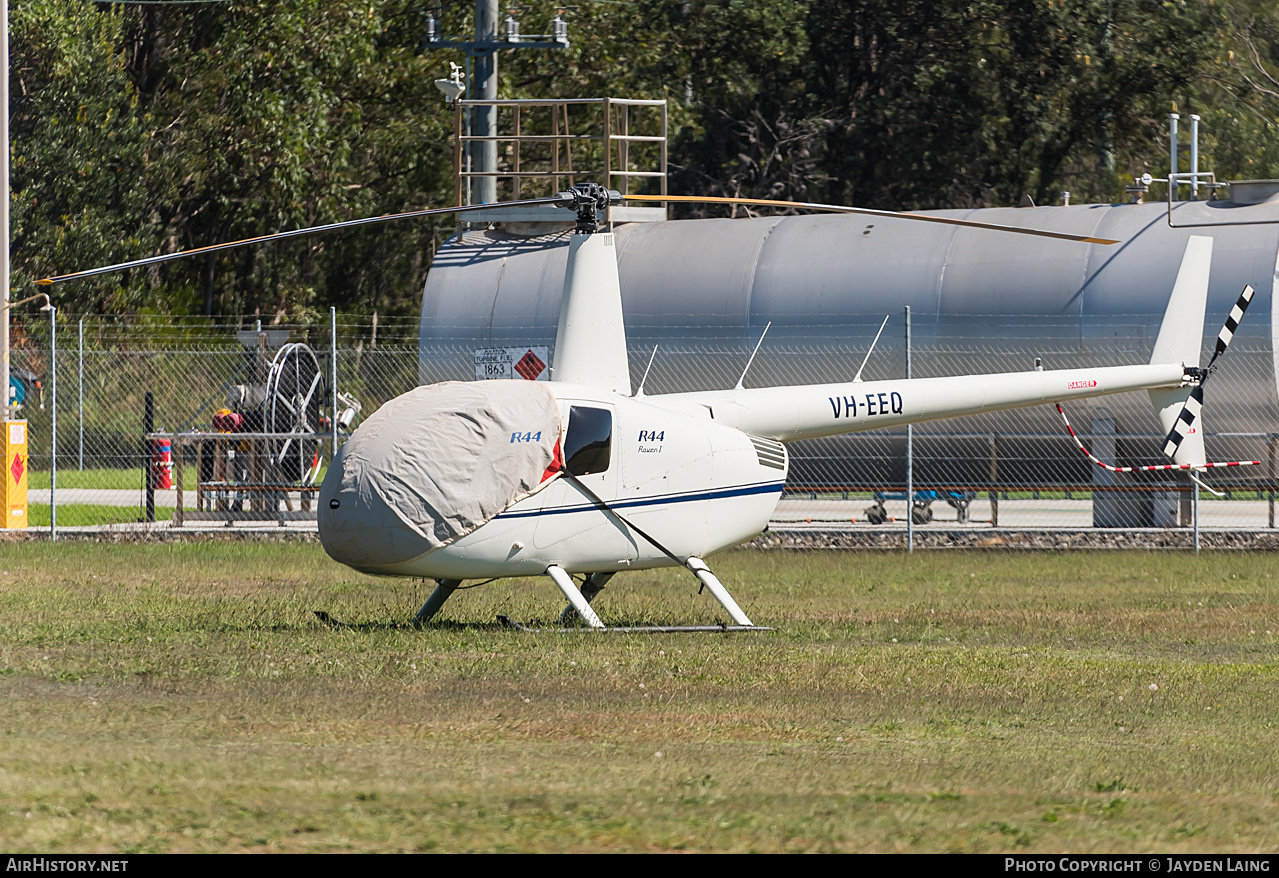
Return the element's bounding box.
[564,406,612,475]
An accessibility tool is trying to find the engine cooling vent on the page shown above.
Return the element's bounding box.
[749,435,787,471]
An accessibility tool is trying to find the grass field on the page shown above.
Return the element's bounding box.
[27,469,143,491]
[0,542,1276,853]
[27,505,144,528]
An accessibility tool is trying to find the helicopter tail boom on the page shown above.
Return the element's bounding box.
[659,237,1215,443]
[662,361,1188,443]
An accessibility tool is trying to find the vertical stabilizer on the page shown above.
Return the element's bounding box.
[1147,236,1213,467]
[553,232,631,394]
[1149,235,1212,367]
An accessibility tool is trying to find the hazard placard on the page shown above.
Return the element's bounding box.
[474,347,550,382]
[2,419,28,529]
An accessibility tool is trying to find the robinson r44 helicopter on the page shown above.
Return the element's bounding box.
[316,186,1254,631]
[40,185,1256,631]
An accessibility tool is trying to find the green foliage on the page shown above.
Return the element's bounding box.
[13,0,456,318]
[11,0,154,311]
[10,0,1279,318]
[135,1,456,318]
[1195,0,1279,184]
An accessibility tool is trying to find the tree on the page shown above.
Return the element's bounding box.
[11,0,156,311]
[8,0,1270,319]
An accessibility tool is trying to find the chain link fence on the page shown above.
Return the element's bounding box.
[8,313,424,530]
[7,311,1277,539]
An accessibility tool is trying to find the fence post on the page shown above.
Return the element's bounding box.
[1091,414,1117,527]
[77,318,83,471]
[330,307,338,461]
[144,391,155,523]
[988,433,999,527]
[50,306,56,541]
[1269,435,1276,529]
[905,305,913,553]
[1193,479,1200,554]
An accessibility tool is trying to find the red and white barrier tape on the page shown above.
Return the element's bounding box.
[1054,403,1259,472]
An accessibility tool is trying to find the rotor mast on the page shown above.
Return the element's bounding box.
[551,184,629,394]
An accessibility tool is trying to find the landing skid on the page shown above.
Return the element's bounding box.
[410,556,761,631]
[548,555,756,630]
[498,616,774,634]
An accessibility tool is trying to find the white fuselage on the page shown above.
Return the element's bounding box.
[348,382,788,579]
[325,359,1187,580]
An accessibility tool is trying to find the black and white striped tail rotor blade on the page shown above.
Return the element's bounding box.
[1205,284,1255,370]
[1161,385,1204,460]
[1160,284,1254,462]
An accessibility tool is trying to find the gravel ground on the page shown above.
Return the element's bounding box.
[749,527,1279,550]
[4,523,1278,550]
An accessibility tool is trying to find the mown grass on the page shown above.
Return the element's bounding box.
[27,469,143,491]
[0,543,1276,852]
[26,505,144,528]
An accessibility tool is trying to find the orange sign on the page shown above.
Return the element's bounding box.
[2,420,28,529]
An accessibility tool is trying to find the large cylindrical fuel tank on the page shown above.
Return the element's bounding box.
[420,195,1279,488]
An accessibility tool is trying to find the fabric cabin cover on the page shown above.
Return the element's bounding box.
[318,380,561,571]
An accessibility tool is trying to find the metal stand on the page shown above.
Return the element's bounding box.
[1193,481,1200,554]
[413,579,461,626]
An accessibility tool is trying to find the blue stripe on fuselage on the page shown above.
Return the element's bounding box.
[494,480,785,520]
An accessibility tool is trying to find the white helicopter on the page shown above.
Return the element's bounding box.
[40,185,1253,631]
[314,186,1250,631]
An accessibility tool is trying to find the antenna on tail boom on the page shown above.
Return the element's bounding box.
[853,315,891,383]
[736,323,771,390]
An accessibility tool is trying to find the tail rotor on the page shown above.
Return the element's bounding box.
[1158,284,1254,464]
[1057,283,1260,485]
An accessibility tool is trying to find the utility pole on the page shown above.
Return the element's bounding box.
[425,1,569,205]
[0,0,19,531]
[2,0,10,422]
[472,0,498,206]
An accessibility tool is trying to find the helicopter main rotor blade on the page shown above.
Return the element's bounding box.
[35,196,567,286]
[38,187,1118,287]
[623,194,1120,245]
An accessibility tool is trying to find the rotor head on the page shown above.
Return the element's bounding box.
[553,183,623,234]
